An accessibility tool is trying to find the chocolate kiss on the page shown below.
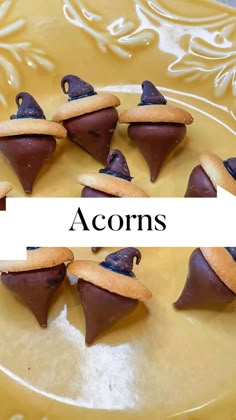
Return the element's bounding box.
[1,263,66,327]
[0,196,6,211]
[10,92,45,120]
[174,248,235,309]
[128,123,186,182]
[61,74,95,100]
[63,107,118,165]
[185,165,216,197]
[0,135,56,193]
[104,247,141,274]
[78,279,138,345]
[103,149,131,178]
[140,81,167,105]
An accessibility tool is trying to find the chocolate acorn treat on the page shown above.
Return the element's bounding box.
[91,247,101,253]
[0,181,12,210]
[67,247,152,345]
[52,75,120,164]
[119,81,193,182]
[185,152,236,197]
[174,247,236,309]
[78,149,148,198]
[0,247,74,327]
[0,92,66,193]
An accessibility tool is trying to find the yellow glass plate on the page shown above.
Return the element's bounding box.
[0,0,235,419]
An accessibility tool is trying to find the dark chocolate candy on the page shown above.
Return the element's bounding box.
[10,92,46,120]
[128,122,186,182]
[1,263,66,327]
[99,149,132,180]
[81,186,115,198]
[226,247,236,261]
[61,75,96,101]
[0,196,6,211]
[224,158,236,180]
[91,247,101,253]
[81,149,132,198]
[78,279,138,345]
[139,80,167,106]
[0,135,56,193]
[103,247,141,275]
[63,107,118,165]
[174,248,235,309]
[185,165,216,197]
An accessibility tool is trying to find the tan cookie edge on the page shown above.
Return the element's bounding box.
[119,104,193,125]
[67,260,152,302]
[200,247,236,294]
[0,247,74,272]
[0,119,67,138]
[52,93,120,122]
[77,173,148,197]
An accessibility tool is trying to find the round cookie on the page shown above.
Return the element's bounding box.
[79,173,148,198]
[68,260,151,301]
[119,104,193,125]
[119,80,194,182]
[52,75,120,165]
[53,92,120,122]
[0,118,66,138]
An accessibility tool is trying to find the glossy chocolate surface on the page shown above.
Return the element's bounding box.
[185,164,216,197]
[128,122,186,182]
[0,134,56,193]
[78,279,138,345]
[104,247,141,274]
[10,92,46,120]
[1,263,66,327]
[224,157,236,180]
[61,74,95,100]
[81,186,115,198]
[101,149,131,179]
[139,80,167,105]
[81,149,132,198]
[174,248,235,309]
[0,196,6,211]
[63,107,118,165]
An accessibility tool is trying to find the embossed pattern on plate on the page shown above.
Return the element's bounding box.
[63,0,236,101]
